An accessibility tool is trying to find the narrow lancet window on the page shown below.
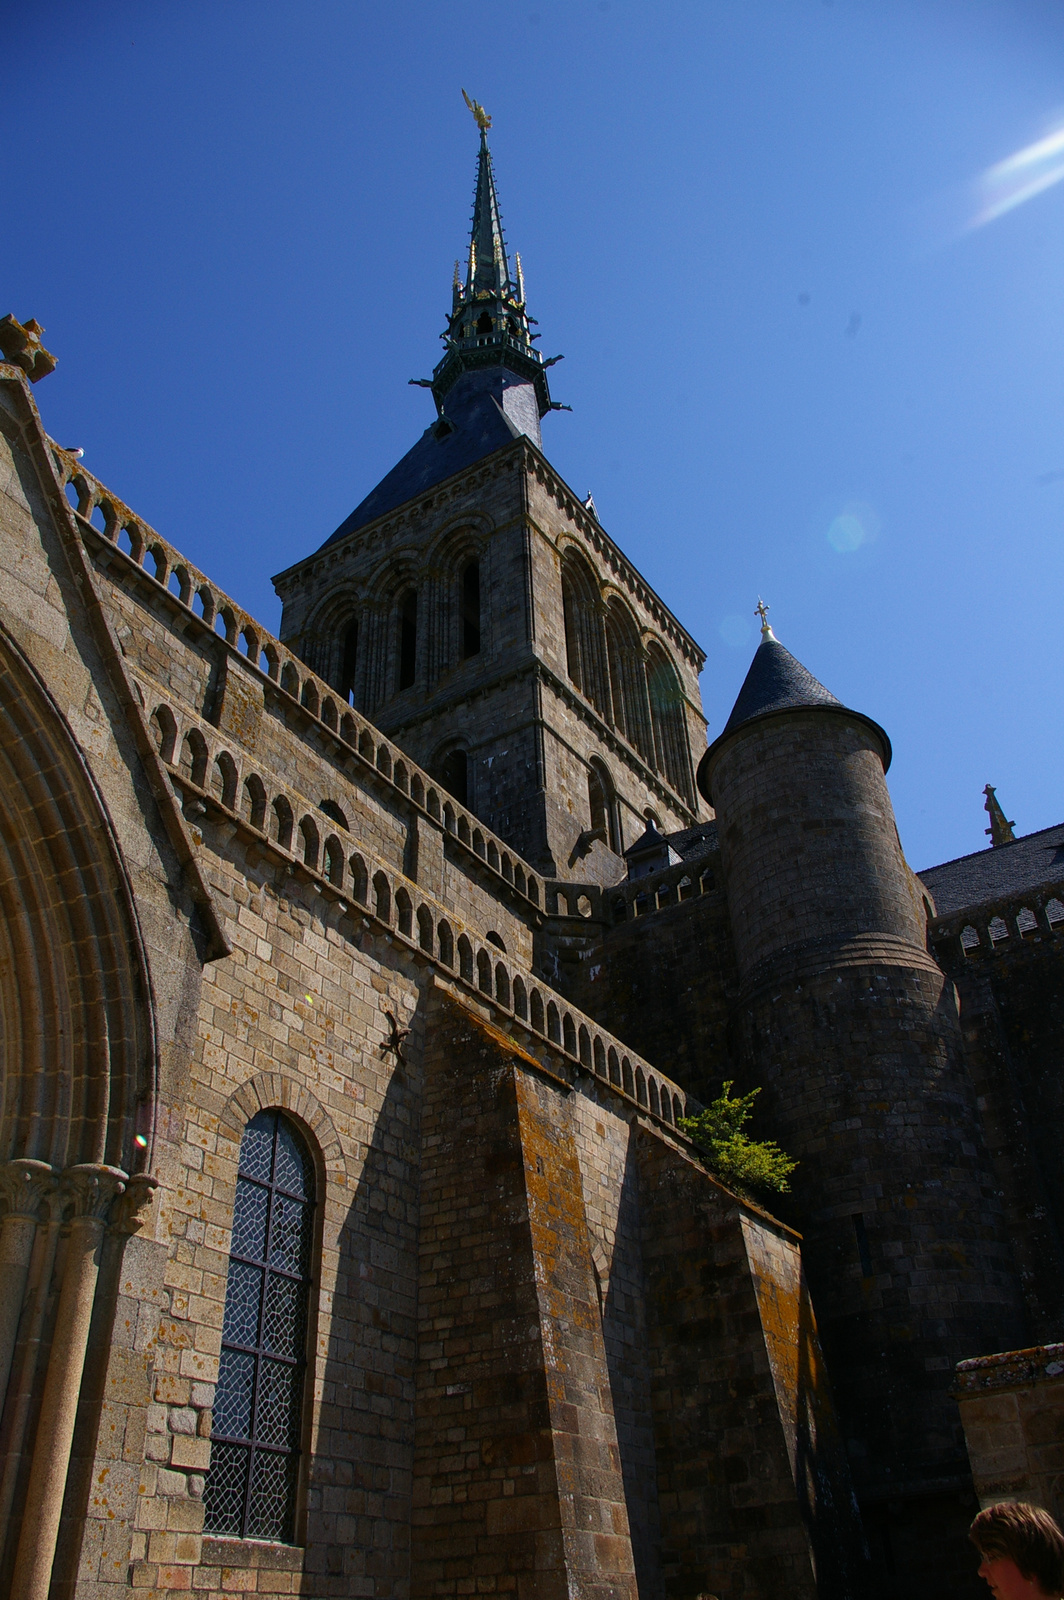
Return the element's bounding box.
[340,620,358,704]
[204,1110,315,1542]
[439,747,469,807]
[398,589,417,690]
[462,560,481,659]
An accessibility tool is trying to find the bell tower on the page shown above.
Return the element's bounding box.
[274,97,709,879]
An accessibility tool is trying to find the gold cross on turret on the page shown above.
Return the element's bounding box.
[755,597,775,640]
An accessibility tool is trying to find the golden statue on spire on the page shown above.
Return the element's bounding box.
[462,89,492,132]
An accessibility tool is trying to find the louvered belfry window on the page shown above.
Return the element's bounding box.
[204,1110,315,1541]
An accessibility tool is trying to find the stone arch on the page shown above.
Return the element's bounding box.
[271,794,294,850]
[242,773,267,831]
[587,757,622,854]
[149,703,177,764]
[218,1071,346,1183]
[373,872,391,923]
[180,727,208,788]
[299,587,363,701]
[432,740,471,809]
[605,597,653,759]
[645,640,694,803]
[560,547,609,716]
[0,624,157,1174]
[431,525,489,668]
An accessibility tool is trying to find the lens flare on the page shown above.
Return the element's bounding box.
[970,120,1064,230]
[719,613,753,649]
[826,500,880,554]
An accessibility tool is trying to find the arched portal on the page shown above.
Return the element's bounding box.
[0,625,156,1174]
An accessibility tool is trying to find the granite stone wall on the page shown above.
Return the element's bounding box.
[953,1344,1064,1523]
[273,437,707,879]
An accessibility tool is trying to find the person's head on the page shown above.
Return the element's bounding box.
[970,1503,1064,1599]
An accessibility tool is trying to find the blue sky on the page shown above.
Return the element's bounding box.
[7,0,1064,870]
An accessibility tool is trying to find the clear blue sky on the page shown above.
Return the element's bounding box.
[7,0,1064,870]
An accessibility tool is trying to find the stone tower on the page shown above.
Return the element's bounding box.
[697,619,1028,1589]
[273,112,708,880]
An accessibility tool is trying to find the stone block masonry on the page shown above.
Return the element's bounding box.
[413,988,638,1600]
[273,437,708,879]
[413,986,866,1600]
[953,1344,1064,1524]
[0,356,865,1600]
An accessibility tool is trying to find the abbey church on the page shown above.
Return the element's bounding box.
[0,105,1061,1600]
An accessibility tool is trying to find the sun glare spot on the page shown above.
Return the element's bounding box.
[969,119,1064,230]
[826,501,880,554]
[719,613,753,649]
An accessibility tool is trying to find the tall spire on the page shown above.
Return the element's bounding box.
[467,123,512,299]
[429,94,557,424]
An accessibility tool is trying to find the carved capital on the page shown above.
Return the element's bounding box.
[59,1164,128,1223]
[0,1159,58,1221]
[110,1173,159,1236]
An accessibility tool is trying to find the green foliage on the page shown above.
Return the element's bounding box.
[678,1081,797,1200]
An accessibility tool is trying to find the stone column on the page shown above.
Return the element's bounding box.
[0,1161,56,1407]
[9,1163,126,1600]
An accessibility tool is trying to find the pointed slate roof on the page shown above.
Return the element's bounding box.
[320,370,531,549]
[698,627,890,803]
[468,130,512,299]
[722,635,842,736]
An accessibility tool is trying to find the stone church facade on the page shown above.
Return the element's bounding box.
[0,114,1061,1600]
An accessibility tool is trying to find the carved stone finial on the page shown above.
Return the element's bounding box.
[0,1159,58,1221]
[983,785,1017,849]
[0,315,57,382]
[59,1164,128,1223]
[110,1173,159,1235]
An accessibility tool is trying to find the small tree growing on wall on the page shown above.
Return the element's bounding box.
[678,1081,797,1200]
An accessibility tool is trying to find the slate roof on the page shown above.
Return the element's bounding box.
[699,633,891,802]
[319,374,526,550]
[918,823,1064,917]
[665,820,719,860]
[722,636,841,736]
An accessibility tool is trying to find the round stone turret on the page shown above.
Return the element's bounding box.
[699,628,1026,1591]
[699,631,922,988]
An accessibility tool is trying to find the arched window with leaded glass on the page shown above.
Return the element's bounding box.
[204,1109,316,1542]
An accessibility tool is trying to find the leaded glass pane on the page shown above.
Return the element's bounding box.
[222,1258,263,1348]
[203,1440,249,1536]
[255,1357,302,1448]
[269,1192,312,1275]
[214,1346,255,1440]
[239,1110,276,1182]
[231,1177,268,1261]
[274,1119,312,1198]
[204,1110,315,1541]
[262,1273,305,1359]
[247,1448,298,1542]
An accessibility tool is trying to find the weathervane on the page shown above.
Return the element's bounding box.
[461,88,492,132]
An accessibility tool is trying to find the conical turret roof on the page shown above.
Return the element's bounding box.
[698,623,891,803]
[722,634,842,736]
